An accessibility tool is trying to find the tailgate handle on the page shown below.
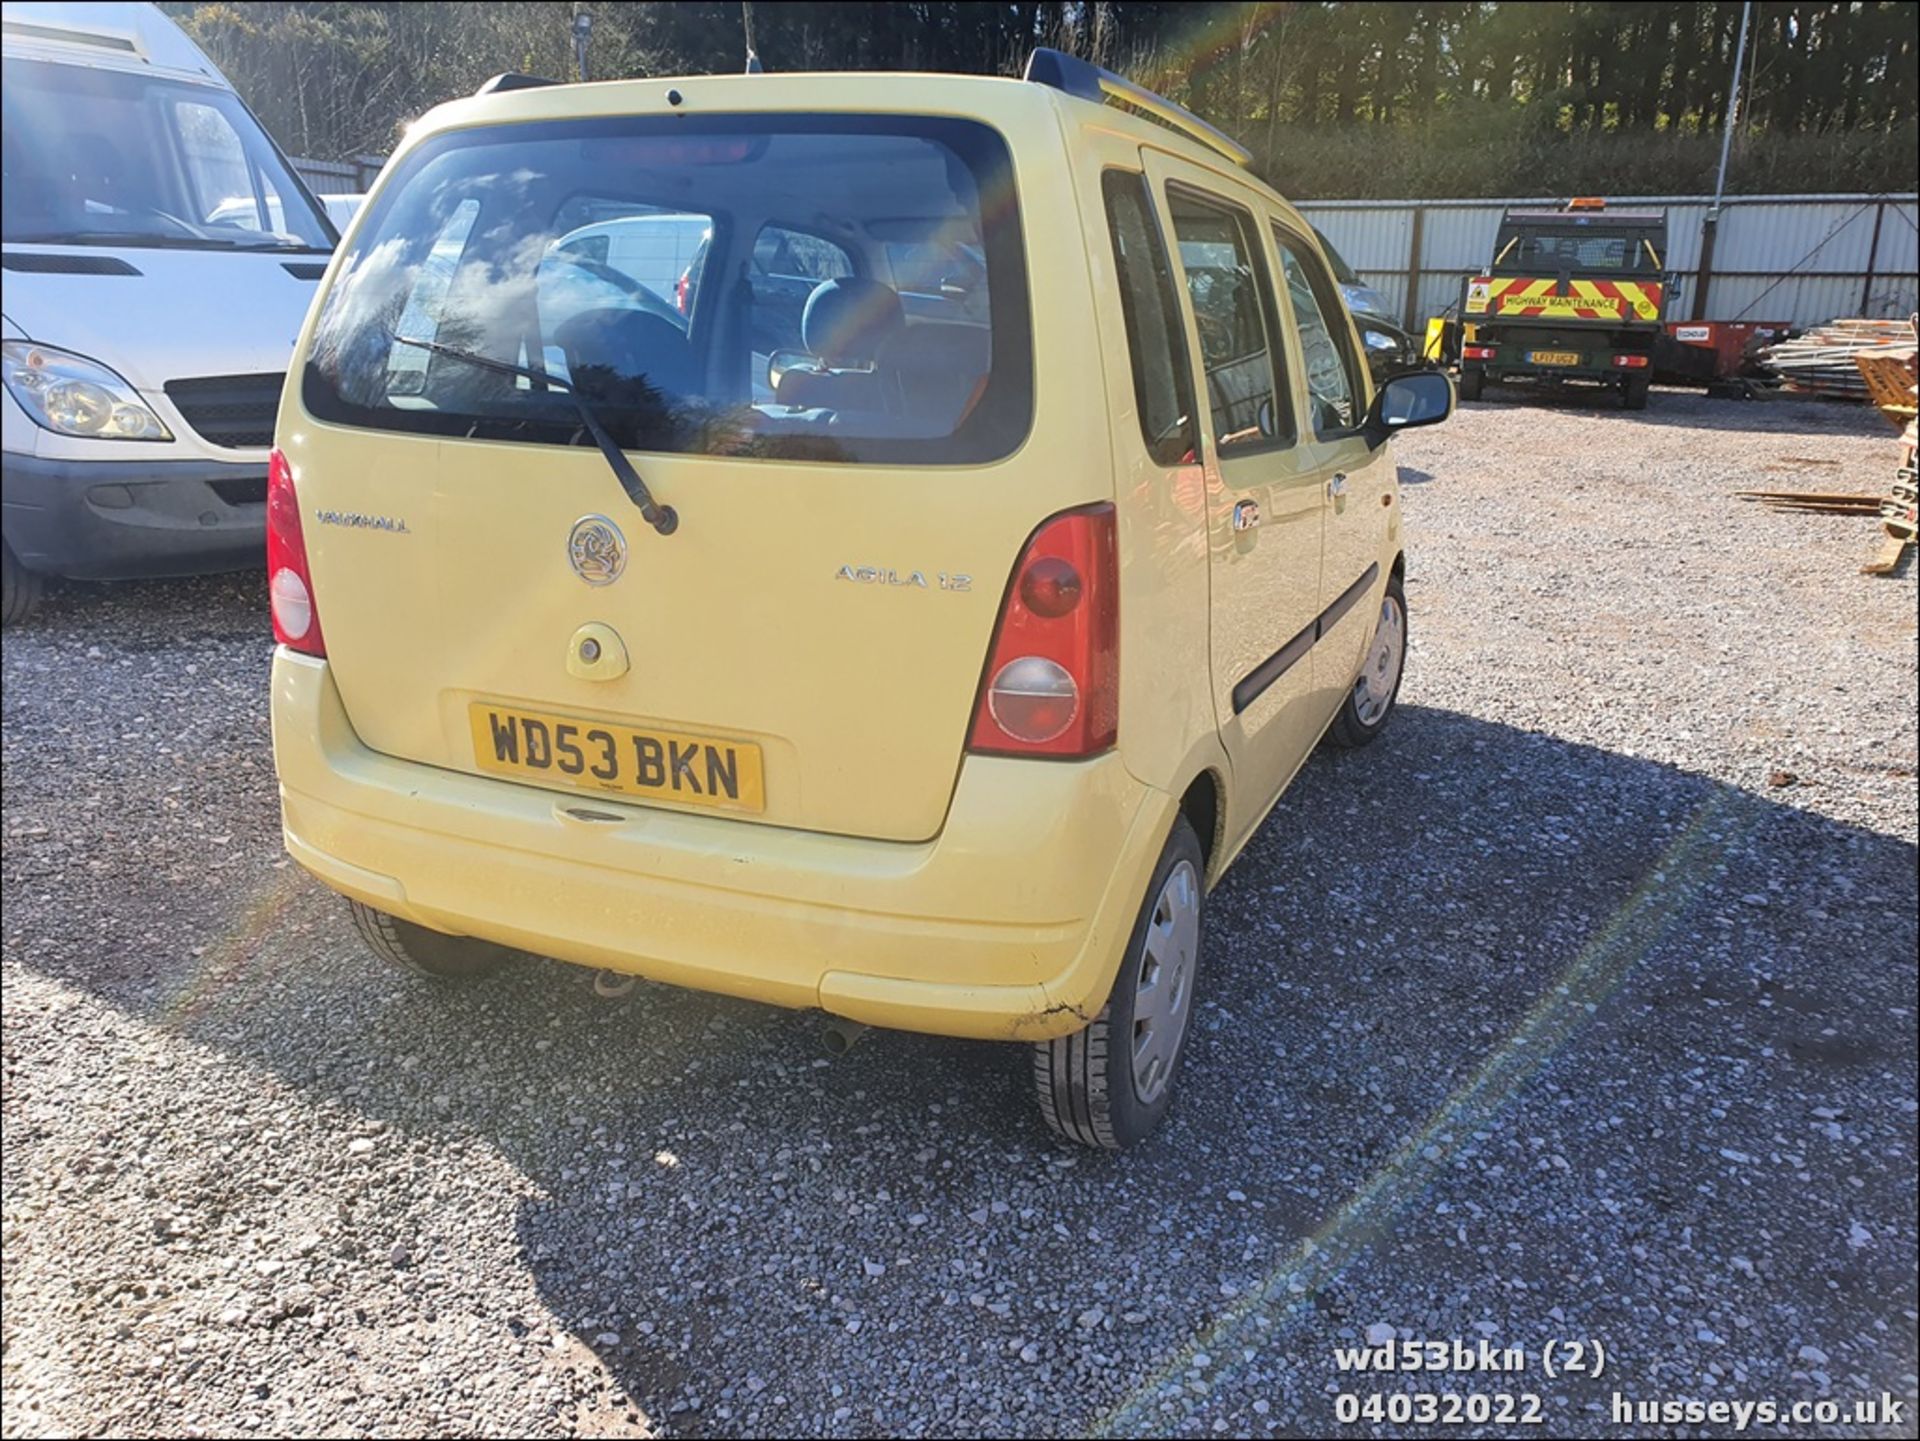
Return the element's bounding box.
[1327,472,1349,500]
[554,802,628,827]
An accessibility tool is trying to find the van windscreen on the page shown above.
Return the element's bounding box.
[1,57,331,251]
[303,114,1031,465]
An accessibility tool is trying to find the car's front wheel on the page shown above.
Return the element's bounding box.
[1032,816,1204,1150]
[348,901,516,980]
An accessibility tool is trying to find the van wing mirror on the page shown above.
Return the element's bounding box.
[1363,370,1453,448]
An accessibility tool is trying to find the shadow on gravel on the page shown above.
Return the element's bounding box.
[1463,387,1886,438]
[6,700,1916,1434]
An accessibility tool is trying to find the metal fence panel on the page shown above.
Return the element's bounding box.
[1296,193,1919,330]
[290,155,385,196]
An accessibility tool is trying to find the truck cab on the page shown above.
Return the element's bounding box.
[1458,199,1668,409]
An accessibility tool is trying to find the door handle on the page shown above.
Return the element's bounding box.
[1327,472,1349,500]
[1232,498,1261,531]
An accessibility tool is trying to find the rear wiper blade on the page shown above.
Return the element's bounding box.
[385,330,677,536]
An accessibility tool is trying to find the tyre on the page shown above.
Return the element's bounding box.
[2,542,44,627]
[1032,815,1204,1150]
[1458,368,1484,402]
[348,900,515,980]
[1623,374,1650,411]
[1325,570,1408,749]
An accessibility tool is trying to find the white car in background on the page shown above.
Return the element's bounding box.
[1,0,334,624]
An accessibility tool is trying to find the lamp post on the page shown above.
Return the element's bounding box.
[1694,0,1753,321]
[572,10,592,83]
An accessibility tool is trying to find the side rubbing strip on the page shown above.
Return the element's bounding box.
[1320,562,1380,634]
[1232,620,1316,715]
[1229,563,1381,716]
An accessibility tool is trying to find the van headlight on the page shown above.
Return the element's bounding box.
[1,342,172,441]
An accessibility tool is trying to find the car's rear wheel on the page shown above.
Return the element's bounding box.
[1032,816,1204,1150]
[1326,571,1408,749]
[1458,368,1484,402]
[348,901,515,980]
[2,542,44,627]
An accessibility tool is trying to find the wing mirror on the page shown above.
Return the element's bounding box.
[1363,370,1453,448]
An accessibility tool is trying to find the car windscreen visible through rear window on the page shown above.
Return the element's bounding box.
[302,114,1030,465]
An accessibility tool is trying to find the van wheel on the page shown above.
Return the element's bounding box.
[2,543,44,627]
[1458,368,1484,402]
[1032,816,1204,1150]
[1326,572,1407,749]
[1623,375,1650,411]
[348,900,514,980]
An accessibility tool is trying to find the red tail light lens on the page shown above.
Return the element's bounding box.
[968,503,1117,758]
[1611,354,1650,368]
[267,448,325,656]
[1461,344,1496,361]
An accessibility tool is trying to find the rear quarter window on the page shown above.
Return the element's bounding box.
[1101,170,1194,467]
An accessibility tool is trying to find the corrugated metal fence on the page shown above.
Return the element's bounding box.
[1295,193,1919,333]
[290,155,385,197]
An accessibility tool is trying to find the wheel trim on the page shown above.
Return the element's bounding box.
[1352,593,1405,727]
[1131,858,1200,1104]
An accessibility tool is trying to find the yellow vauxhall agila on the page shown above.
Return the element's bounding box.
[268,49,1453,1148]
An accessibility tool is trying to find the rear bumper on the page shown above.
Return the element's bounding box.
[1,451,265,580]
[272,650,1176,1041]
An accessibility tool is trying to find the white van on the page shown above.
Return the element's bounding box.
[1,0,336,623]
[551,211,711,309]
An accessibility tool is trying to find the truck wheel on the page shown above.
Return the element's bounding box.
[1326,571,1407,749]
[1032,816,1204,1150]
[1458,368,1484,402]
[348,900,515,980]
[2,542,44,627]
[1623,375,1650,411]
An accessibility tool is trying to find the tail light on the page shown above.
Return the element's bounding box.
[267,448,325,656]
[1611,354,1650,368]
[968,504,1117,758]
[675,266,693,314]
[1462,344,1496,361]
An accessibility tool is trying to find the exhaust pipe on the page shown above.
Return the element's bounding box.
[821,1018,870,1056]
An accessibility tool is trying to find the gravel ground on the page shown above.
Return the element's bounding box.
[3,389,1916,1439]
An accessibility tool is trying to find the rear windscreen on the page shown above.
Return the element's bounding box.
[1495,226,1662,274]
[303,114,1030,465]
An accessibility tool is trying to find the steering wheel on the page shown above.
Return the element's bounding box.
[544,250,687,331]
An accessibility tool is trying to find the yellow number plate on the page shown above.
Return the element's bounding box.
[469,704,765,812]
[1529,350,1581,366]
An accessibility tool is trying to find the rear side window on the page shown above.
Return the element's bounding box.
[1165,187,1290,454]
[303,115,1030,466]
[1274,230,1364,436]
[1102,171,1194,467]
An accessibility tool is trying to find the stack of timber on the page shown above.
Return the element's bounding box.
[1756,318,1915,400]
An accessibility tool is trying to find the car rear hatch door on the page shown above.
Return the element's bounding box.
[286,96,1099,843]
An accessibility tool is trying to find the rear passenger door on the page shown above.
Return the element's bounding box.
[1269,225,1394,719]
[1142,149,1324,839]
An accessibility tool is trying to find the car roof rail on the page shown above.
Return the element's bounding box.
[476,72,560,96]
[1023,47,1252,169]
